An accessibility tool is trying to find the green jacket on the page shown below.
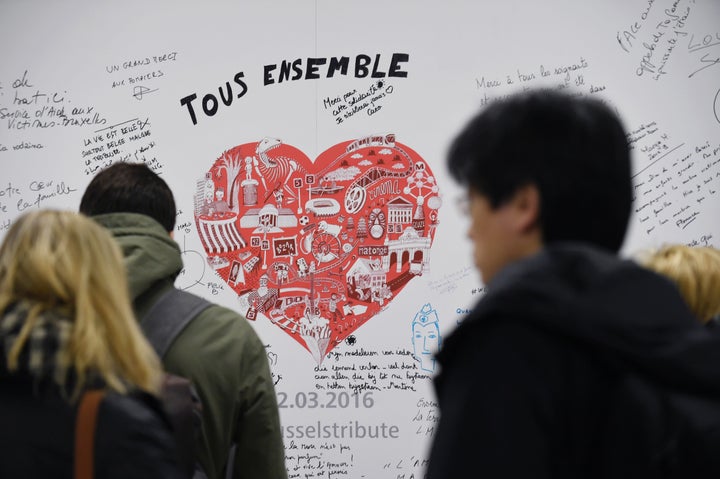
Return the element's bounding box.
[94,213,287,479]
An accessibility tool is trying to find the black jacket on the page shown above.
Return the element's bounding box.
[427,243,720,478]
[0,373,183,479]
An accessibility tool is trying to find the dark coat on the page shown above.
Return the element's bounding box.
[427,243,720,479]
[0,373,183,479]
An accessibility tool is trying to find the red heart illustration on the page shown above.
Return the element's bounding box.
[194,135,441,364]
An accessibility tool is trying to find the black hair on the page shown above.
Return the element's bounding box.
[79,163,176,231]
[447,89,632,252]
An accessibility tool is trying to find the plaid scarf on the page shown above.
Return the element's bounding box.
[0,302,74,390]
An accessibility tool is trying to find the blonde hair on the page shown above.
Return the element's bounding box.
[0,210,162,396]
[640,244,720,324]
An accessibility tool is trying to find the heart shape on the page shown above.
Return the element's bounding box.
[193,135,441,364]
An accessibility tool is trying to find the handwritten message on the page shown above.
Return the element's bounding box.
[80,117,161,176]
[308,348,430,394]
[629,121,720,235]
[0,179,78,234]
[685,232,715,248]
[105,51,179,100]
[285,440,356,479]
[426,266,475,295]
[474,57,602,106]
[0,70,108,152]
[615,0,718,81]
[687,31,720,79]
[322,80,396,124]
[411,396,439,440]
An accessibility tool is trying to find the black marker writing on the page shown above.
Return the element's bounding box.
[180,71,248,125]
[264,53,409,85]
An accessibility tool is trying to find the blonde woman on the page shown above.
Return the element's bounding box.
[640,244,720,325]
[0,210,182,479]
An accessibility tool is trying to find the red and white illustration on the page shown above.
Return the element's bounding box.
[194,134,441,364]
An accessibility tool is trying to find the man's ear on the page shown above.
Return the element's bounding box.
[509,184,541,234]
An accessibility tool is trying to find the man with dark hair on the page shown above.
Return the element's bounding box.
[426,90,720,478]
[80,163,287,479]
[79,162,177,231]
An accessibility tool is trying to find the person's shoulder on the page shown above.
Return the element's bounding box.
[170,297,265,358]
[159,288,259,338]
[440,303,588,373]
[161,291,268,375]
[192,301,260,336]
[443,308,537,356]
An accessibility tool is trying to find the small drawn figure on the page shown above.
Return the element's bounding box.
[274,263,289,284]
[411,303,442,373]
[372,283,392,306]
[328,292,346,320]
[273,187,284,209]
[297,257,309,278]
[246,296,259,321]
[257,273,270,297]
[228,260,243,284]
[201,175,215,215]
[209,188,230,216]
[245,156,255,181]
[317,220,342,238]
